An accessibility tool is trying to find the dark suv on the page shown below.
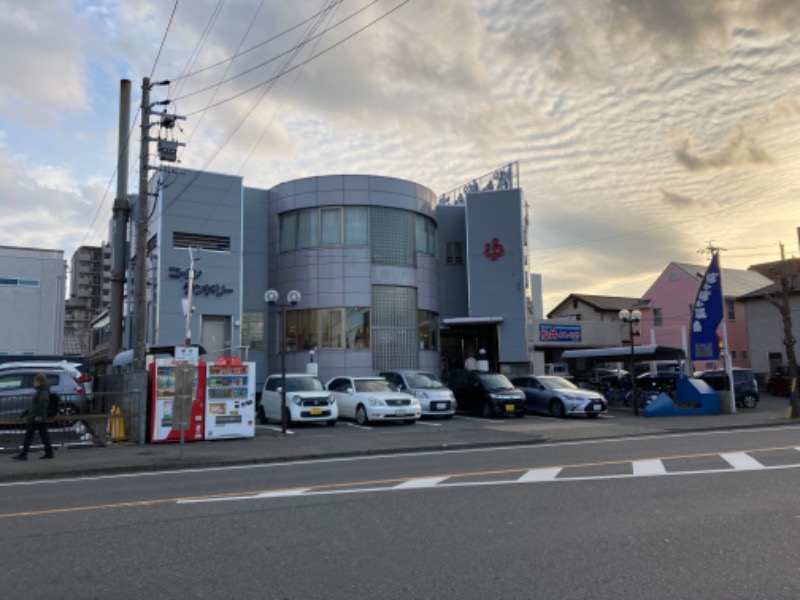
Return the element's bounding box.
[445,369,525,418]
[695,368,759,409]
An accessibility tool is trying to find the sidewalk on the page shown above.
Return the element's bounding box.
[1,393,795,483]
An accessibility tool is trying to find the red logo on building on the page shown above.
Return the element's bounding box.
[484,238,504,261]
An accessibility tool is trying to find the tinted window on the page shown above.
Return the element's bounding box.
[475,372,513,390]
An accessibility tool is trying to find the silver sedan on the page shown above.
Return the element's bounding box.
[510,375,607,419]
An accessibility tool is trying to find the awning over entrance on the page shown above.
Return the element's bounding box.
[441,316,504,326]
[561,345,686,362]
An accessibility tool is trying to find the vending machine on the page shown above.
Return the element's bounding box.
[204,357,256,440]
[149,358,207,443]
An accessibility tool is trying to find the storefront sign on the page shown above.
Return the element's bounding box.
[539,324,582,343]
[168,266,234,297]
[484,237,505,261]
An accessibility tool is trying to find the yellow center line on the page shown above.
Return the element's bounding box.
[2,444,797,519]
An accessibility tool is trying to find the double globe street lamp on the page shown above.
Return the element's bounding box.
[265,289,301,434]
[619,308,642,416]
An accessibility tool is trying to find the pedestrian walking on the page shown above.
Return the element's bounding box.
[12,373,55,460]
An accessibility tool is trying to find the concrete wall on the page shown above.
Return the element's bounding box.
[743,293,800,377]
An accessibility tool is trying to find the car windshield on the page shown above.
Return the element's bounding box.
[284,377,325,392]
[355,379,393,393]
[540,377,577,390]
[477,373,513,391]
[404,372,445,389]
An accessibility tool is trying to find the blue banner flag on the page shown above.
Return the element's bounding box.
[690,253,723,360]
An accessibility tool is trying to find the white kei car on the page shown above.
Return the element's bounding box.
[325,376,421,425]
[259,373,338,426]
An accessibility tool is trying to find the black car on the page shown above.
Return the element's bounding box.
[445,369,525,419]
[695,368,759,408]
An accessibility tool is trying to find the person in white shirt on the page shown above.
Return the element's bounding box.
[464,353,478,370]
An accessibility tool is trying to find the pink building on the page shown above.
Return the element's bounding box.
[639,263,772,371]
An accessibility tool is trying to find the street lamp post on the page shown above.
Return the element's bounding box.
[265,289,301,434]
[619,309,642,416]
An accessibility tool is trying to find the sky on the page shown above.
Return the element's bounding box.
[1,0,799,314]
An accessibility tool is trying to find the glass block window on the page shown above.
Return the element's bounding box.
[345,207,368,246]
[372,286,417,370]
[370,207,415,267]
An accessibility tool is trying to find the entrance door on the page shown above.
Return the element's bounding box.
[201,316,231,359]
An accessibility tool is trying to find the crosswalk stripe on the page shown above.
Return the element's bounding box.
[517,467,562,482]
[632,459,666,476]
[720,452,764,470]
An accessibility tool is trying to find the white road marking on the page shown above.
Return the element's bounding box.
[517,467,562,482]
[632,459,667,476]
[720,452,765,470]
[415,421,442,427]
[453,416,506,424]
[394,477,449,489]
[179,488,311,504]
[345,423,372,430]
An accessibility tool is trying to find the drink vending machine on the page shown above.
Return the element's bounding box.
[204,357,257,440]
[149,358,207,443]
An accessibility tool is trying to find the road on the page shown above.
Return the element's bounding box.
[2,425,800,599]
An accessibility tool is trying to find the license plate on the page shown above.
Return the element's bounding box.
[397,409,406,416]
[593,404,602,411]
[505,404,515,412]
[436,402,447,410]
[310,407,322,415]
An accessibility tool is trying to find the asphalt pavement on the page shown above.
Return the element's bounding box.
[1,392,796,483]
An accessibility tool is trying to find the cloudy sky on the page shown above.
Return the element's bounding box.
[2,0,799,312]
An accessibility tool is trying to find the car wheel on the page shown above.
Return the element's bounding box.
[257,405,268,425]
[56,403,79,427]
[326,419,337,427]
[742,394,758,409]
[355,404,369,426]
[481,401,495,419]
[549,399,566,419]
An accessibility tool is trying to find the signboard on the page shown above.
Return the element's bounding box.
[539,324,582,343]
[175,345,199,361]
[690,253,723,360]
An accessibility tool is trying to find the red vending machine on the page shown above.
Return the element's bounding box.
[149,358,207,443]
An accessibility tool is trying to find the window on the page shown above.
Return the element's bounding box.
[345,207,368,245]
[173,232,230,252]
[241,312,264,351]
[418,310,438,350]
[726,300,736,320]
[346,307,370,349]
[285,309,318,351]
[320,207,342,245]
[653,308,663,327]
[731,350,738,360]
[297,209,318,249]
[280,212,297,252]
[743,350,748,360]
[415,215,436,255]
[320,309,344,348]
[445,242,463,265]
[0,278,40,287]
[372,286,418,370]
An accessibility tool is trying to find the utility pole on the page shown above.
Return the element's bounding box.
[765,242,799,419]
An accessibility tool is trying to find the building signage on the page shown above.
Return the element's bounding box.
[168,266,234,297]
[484,237,505,261]
[539,324,581,343]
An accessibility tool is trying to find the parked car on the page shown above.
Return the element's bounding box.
[0,367,90,419]
[379,370,456,418]
[259,373,337,426]
[0,360,93,395]
[445,369,525,418]
[326,376,421,425]
[510,375,607,418]
[695,368,759,408]
[766,366,800,396]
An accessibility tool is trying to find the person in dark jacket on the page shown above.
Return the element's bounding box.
[12,373,55,460]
